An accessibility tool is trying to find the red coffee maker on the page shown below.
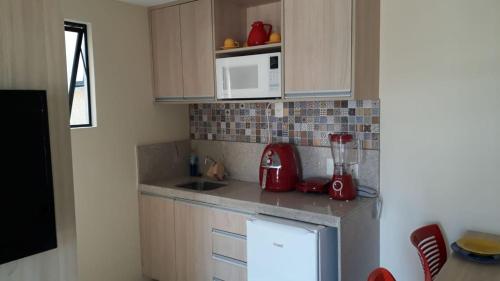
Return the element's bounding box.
[259,144,300,192]
[328,134,359,201]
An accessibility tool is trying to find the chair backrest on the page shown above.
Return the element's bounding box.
[410,224,447,281]
[368,267,396,281]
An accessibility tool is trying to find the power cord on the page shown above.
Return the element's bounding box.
[358,185,383,219]
[266,102,272,144]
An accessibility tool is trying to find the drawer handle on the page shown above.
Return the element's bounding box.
[212,228,246,240]
[212,253,247,268]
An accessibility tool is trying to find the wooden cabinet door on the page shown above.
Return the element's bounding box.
[174,200,213,281]
[150,6,184,99]
[284,0,352,96]
[139,195,176,281]
[180,0,215,99]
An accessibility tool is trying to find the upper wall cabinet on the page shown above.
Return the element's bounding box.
[180,0,215,99]
[284,0,379,100]
[150,0,379,102]
[150,0,215,101]
[284,0,352,97]
[150,6,184,99]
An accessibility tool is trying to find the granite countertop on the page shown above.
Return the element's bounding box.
[139,177,376,227]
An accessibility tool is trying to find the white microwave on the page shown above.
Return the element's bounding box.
[216,52,281,100]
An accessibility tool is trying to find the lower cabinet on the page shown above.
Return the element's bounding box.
[174,200,213,281]
[213,256,247,281]
[212,208,249,281]
[139,194,249,281]
[139,194,176,281]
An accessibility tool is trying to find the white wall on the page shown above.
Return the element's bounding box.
[380,0,500,279]
[61,0,189,280]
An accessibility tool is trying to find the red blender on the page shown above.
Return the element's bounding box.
[328,134,360,201]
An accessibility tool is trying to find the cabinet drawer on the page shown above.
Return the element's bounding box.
[212,230,247,262]
[212,208,248,236]
[213,255,247,281]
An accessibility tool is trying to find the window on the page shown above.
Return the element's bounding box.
[64,21,93,128]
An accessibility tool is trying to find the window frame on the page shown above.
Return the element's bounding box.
[64,21,93,128]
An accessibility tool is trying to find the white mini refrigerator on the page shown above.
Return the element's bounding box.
[247,215,338,281]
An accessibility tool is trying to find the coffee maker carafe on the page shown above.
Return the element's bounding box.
[328,134,360,201]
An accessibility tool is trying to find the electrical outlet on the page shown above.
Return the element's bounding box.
[274,102,283,118]
[326,158,334,176]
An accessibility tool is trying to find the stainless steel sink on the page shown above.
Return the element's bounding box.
[175,180,226,191]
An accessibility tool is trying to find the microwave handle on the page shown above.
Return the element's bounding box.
[222,67,228,90]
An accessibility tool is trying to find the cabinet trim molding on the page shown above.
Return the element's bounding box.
[285,90,352,99]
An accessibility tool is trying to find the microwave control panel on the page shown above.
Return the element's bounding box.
[269,55,281,91]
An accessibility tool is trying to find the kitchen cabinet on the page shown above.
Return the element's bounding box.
[174,200,213,281]
[212,206,248,236]
[213,257,247,281]
[138,184,379,281]
[150,0,379,103]
[150,6,183,99]
[284,0,352,97]
[150,0,215,101]
[138,194,249,281]
[138,195,176,281]
[284,0,379,100]
[180,0,215,99]
[212,232,247,262]
[212,208,249,281]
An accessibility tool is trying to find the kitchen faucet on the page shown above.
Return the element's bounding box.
[204,156,216,166]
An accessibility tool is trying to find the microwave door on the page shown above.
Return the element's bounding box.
[227,65,260,97]
[217,55,270,99]
[223,65,264,99]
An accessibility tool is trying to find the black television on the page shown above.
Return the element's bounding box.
[0,90,57,265]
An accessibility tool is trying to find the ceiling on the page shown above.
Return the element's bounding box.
[116,0,176,6]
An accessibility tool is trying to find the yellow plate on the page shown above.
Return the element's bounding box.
[457,236,500,255]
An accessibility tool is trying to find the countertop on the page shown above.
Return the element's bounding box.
[139,177,377,227]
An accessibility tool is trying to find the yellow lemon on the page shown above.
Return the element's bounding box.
[269,32,281,43]
[223,38,239,49]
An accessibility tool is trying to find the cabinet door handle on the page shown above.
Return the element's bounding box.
[212,228,246,240]
[212,253,246,268]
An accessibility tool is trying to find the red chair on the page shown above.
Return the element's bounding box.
[410,224,447,281]
[368,267,396,281]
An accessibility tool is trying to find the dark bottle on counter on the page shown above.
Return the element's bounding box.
[189,154,198,176]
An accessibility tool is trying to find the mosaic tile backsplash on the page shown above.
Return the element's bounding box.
[189,100,380,150]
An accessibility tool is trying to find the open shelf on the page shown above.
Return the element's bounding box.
[213,0,282,56]
[215,43,281,56]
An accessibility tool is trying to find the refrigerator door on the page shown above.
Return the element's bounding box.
[247,215,325,281]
